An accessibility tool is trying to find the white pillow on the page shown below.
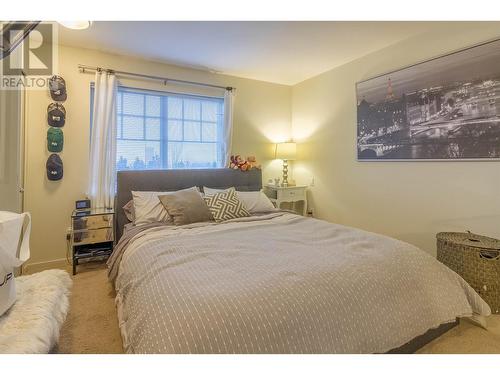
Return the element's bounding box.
[132,188,203,225]
[203,187,275,213]
[132,191,172,226]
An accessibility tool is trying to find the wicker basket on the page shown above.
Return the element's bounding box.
[437,232,500,314]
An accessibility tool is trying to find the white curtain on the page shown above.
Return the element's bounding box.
[87,71,117,208]
[222,89,235,167]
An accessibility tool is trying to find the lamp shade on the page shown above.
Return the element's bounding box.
[274,142,296,161]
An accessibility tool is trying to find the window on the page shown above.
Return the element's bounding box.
[114,87,225,171]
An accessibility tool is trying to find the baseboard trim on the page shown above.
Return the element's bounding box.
[23,258,69,275]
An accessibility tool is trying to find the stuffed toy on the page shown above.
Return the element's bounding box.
[246,155,261,170]
[229,155,244,170]
[229,155,261,171]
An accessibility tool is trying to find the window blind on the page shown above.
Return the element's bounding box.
[114,87,225,171]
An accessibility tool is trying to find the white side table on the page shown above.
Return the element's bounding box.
[263,185,308,216]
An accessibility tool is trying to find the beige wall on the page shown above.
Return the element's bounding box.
[292,22,500,256]
[24,45,291,269]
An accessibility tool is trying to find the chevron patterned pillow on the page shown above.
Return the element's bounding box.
[203,187,251,222]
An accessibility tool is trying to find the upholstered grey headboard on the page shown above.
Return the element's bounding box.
[115,168,262,241]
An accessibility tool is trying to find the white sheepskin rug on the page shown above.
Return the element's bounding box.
[0,269,72,353]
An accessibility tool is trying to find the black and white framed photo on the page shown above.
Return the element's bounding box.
[356,38,500,160]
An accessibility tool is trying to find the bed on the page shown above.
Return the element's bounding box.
[109,168,491,354]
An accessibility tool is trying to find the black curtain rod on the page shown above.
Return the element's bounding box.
[78,64,234,91]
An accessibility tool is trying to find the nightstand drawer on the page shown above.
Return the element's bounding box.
[73,214,113,231]
[73,228,114,245]
[278,187,305,201]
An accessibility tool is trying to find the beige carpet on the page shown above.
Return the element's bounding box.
[55,263,123,353]
[54,264,500,354]
[417,315,500,354]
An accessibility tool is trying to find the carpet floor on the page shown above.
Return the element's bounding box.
[55,263,500,354]
[55,263,123,354]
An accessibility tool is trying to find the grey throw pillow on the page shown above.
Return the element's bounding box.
[158,187,213,226]
[123,200,135,222]
[203,187,250,222]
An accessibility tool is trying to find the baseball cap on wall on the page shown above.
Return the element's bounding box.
[46,154,63,181]
[47,127,63,152]
[47,102,66,127]
[49,75,67,101]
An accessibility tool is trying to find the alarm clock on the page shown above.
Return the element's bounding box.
[75,199,91,210]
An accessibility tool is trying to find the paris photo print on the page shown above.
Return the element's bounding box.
[356,39,500,160]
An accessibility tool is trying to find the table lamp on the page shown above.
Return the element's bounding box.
[274,142,296,187]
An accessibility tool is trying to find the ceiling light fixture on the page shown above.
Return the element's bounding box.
[58,21,92,30]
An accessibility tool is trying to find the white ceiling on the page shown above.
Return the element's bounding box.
[59,21,446,85]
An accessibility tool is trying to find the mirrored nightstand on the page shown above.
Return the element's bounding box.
[71,208,114,275]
